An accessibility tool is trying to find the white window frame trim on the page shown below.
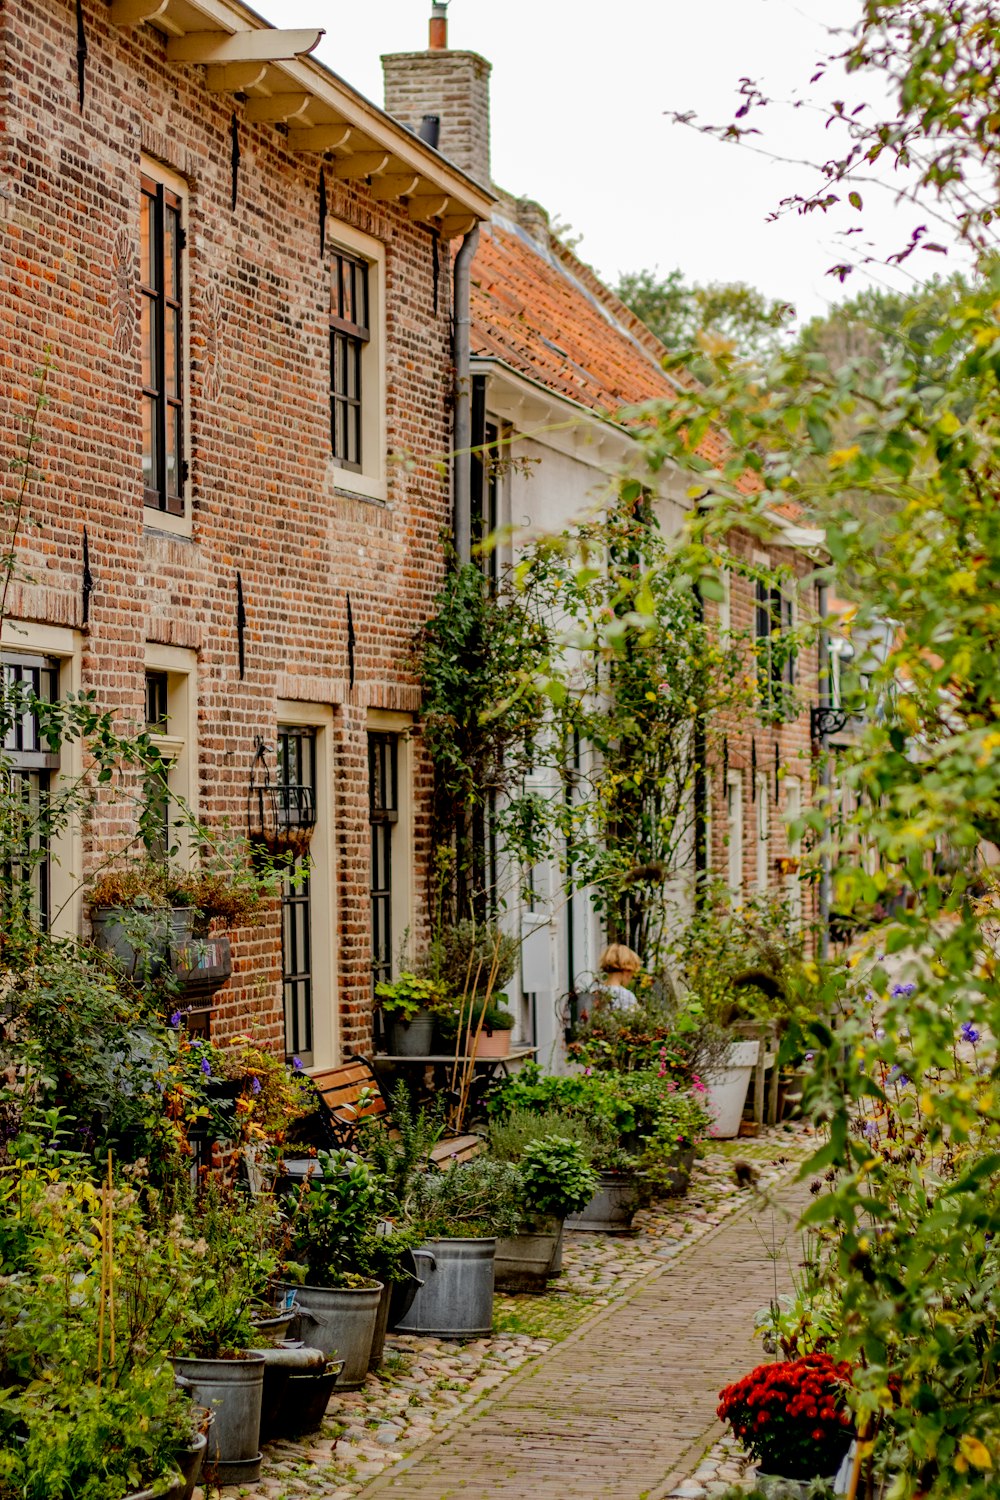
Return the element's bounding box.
[1,621,84,939]
[328,220,387,504]
[140,156,192,538]
[278,700,337,1070]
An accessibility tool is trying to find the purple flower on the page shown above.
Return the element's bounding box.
[863,1118,879,1137]
[890,982,917,999]
[888,1066,909,1086]
[960,1022,980,1045]
[804,1051,815,1062]
[292,1056,304,1072]
[169,1010,182,1027]
[251,1076,262,1096]
[200,1057,212,1076]
[864,991,876,1006]
[584,1067,593,1077]
[875,1028,886,1041]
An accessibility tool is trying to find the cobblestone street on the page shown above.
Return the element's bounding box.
[209,1124,815,1500]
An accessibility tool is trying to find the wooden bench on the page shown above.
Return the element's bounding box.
[305,1056,483,1167]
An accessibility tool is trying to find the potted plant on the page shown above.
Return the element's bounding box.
[717,1354,855,1497]
[375,972,449,1055]
[636,1085,712,1197]
[491,1065,653,1233]
[88,856,270,1001]
[279,1149,385,1390]
[0,1171,202,1500]
[394,1156,522,1338]
[493,1136,598,1291]
[171,1183,280,1488]
[437,994,516,1059]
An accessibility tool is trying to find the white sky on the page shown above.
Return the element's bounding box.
[265,0,952,324]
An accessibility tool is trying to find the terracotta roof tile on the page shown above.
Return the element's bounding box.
[471,215,679,419]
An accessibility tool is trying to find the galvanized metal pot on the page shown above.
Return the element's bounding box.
[394,1238,496,1338]
[565,1172,644,1233]
[171,1353,264,1489]
[283,1280,383,1390]
[494,1217,563,1292]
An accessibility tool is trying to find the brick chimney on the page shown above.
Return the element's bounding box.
[382,4,492,189]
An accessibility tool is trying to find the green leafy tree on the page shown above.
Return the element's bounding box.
[613,267,792,369]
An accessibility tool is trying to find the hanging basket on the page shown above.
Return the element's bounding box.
[247,738,316,860]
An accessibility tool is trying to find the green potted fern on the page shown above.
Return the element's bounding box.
[493,1136,597,1291]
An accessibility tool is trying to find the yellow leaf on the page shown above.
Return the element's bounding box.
[829,445,861,467]
[959,1436,992,1470]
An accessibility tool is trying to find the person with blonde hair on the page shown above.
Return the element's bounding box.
[596,942,642,1012]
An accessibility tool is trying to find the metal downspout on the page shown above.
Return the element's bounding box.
[453,225,480,565]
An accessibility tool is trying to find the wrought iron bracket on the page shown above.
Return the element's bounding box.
[811,705,851,741]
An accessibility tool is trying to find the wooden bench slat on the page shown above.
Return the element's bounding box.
[304,1056,482,1163]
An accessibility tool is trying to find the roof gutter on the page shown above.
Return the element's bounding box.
[453,225,480,565]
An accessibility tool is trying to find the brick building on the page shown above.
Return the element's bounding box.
[0,0,492,1066]
[381,13,824,1065]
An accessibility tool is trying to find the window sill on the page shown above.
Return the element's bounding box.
[144,508,193,541]
[330,463,387,505]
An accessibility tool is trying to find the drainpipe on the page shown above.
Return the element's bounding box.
[817,580,831,963]
[453,224,480,565]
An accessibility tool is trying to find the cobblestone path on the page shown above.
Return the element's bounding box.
[360,1174,811,1500]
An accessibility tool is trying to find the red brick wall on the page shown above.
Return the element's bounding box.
[707,530,819,932]
[0,0,454,1058]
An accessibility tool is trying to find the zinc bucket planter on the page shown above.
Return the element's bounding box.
[125,1476,185,1500]
[283,1280,383,1390]
[659,1146,697,1197]
[565,1172,644,1233]
[494,1216,563,1291]
[704,1040,761,1138]
[394,1238,496,1338]
[176,1431,207,1500]
[171,1353,264,1488]
[385,1009,435,1056]
[281,1360,347,1437]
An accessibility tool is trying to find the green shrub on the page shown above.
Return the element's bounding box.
[518,1137,598,1219]
[486,1105,606,1163]
[409,1156,522,1239]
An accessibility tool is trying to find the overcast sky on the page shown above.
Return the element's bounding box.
[267,0,949,325]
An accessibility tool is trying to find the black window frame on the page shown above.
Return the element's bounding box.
[279,726,316,1065]
[368,732,398,994]
[755,578,797,705]
[140,173,186,516]
[2,653,60,933]
[330,251,370,473]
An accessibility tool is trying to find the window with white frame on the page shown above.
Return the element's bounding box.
[328,230,385,497]
[279,725,317,1065]
[726,771,743,902]
[140,164,188,519]
[755,773,770,893]
[2,652,61,932]
[143,649,196,860]
[784,776,803,928]
[718,567,731,641]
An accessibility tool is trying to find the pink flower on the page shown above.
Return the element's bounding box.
[584,1067,592,1077]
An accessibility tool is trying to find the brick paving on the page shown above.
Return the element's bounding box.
[359,1172,812,1500]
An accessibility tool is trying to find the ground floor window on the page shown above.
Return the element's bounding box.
[2,653,60,934]
[280,726,316,1064]
[369,731,398,992]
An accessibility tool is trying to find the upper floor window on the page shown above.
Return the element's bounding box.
[330,251,370,472]
[755,573,796,714]
[141,170,187,516]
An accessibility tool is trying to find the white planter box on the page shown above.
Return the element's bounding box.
[704,1039,760,1138]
